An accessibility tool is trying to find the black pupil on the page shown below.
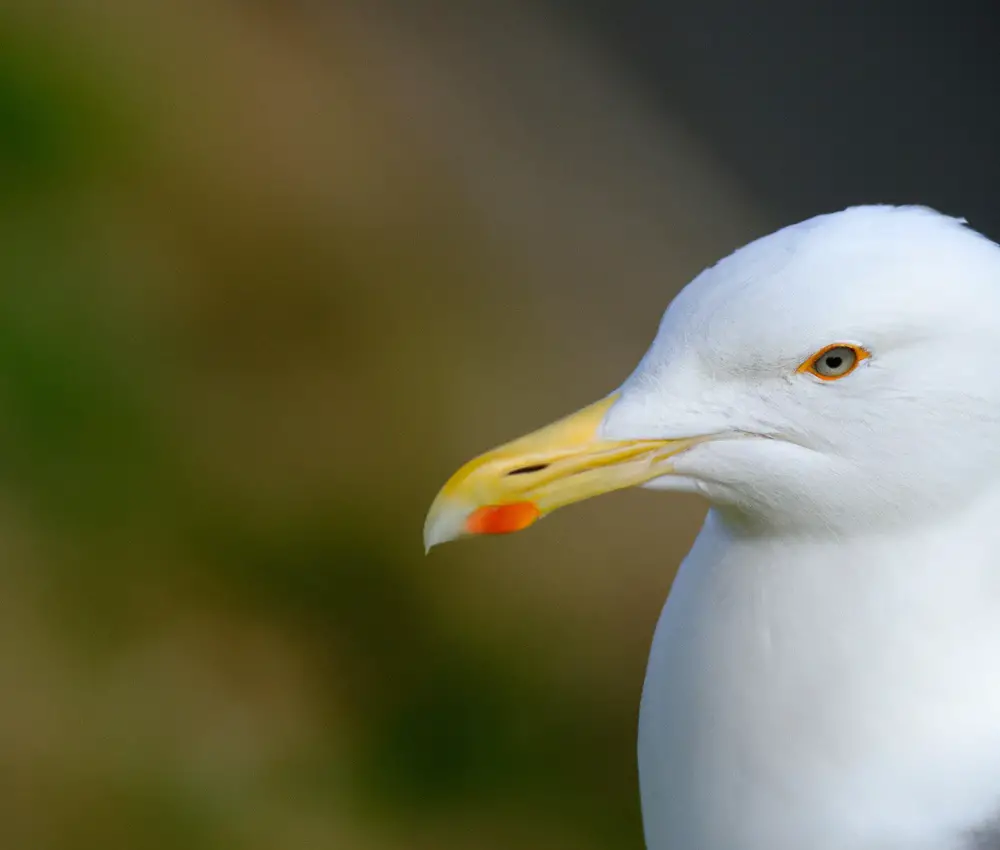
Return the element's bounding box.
[825,355,843,370]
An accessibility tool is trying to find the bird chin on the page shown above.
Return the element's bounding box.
[640,474,702,494]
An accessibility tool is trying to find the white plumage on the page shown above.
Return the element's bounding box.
[427,205,1000,849]
[614,206,1000,850]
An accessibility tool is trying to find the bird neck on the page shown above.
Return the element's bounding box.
[643,490,1000,850]
[682,491,1000,650]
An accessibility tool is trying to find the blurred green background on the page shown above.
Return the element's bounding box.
[0,3,755,847]
[12,0,985,848]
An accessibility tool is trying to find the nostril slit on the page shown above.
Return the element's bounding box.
[507,463,549,476]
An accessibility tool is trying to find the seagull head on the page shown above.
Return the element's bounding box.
[425,205,1000,548]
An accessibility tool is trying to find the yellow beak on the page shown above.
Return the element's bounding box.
[423,394,702,550]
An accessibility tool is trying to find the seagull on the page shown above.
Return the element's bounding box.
[423,205,1000,850]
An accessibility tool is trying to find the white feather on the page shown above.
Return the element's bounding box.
[601,205,1000,849]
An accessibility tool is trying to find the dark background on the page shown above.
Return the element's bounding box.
[0,2,995,849]
[563,0,1000,237]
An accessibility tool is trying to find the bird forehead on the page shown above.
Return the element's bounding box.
[652,206,1000,366]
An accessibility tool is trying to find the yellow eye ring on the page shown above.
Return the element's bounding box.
[798,343,870,381]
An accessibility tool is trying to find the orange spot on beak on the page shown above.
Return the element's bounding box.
[466,502,541,535]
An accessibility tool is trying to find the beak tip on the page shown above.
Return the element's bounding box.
[423,495,469,553]
[422,526,443,555]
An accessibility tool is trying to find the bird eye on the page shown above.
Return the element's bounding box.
[799,344,869,381]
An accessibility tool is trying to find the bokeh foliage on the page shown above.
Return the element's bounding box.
[0,2,731,848]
